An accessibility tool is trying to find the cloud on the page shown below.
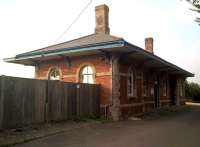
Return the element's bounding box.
[0,0,199,84]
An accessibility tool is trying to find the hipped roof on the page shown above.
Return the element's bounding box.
[4,33,194,77]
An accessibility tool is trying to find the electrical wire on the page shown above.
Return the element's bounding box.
[54,0,92,43]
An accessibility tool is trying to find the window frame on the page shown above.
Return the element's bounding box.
[127,67,137,98]
[79,65,94,84]
[163,78,167,97]
[143,76,148,97]
[48,67,61,80]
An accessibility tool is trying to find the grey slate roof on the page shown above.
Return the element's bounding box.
[17,33,122,57]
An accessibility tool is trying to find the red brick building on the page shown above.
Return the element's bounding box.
[4,4,193,120]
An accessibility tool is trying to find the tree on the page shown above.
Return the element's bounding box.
[185,81,200,102]
[185,0,200,25]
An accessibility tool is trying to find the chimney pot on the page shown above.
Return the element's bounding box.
[95,4,110,34]
[145,37,154,53]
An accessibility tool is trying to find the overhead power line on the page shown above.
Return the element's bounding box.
[54,0,93,43]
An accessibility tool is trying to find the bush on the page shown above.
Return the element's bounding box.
[186,81,200,102]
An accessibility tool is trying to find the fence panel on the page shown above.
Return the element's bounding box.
[48,81,62,121]
[0,76,3,130]
[94,85,100,117]
[0,76,100,130]
[65,83,77,119]
[78,83,100,118]
[47,81,78,121]
[33,79,46,123]
[3,77,25,128]
[1,76,46,129]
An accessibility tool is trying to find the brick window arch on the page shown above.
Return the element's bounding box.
[79,65,94,84]
[48,67,61,80]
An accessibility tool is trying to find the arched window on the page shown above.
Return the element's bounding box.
[48,67,61,80]
[143,76,148,96]
[163,78,167,96]
[80,65,94,84]
[127,67,137,97]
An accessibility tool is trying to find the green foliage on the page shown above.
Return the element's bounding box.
[185,0,200,25]
[185,81,200,101]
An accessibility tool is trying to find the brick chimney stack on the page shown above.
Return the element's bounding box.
[145,37,154,53]
[95,4,110,34]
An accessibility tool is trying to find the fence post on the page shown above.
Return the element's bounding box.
[76,84,80,117]
[0,76,5,130]
[45,80,49,123]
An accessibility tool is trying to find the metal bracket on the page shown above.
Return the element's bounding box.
[59,55,71,68]
[119,50,137,59]
[99,49,111,64]
[30,59,40,67]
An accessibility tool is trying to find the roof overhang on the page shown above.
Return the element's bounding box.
[4,40,125,65]
[121,42,194,77]
[4,39,194,77]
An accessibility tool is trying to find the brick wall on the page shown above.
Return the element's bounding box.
[35,54,112,112]
[118,60,174,117]
[35,54,186,118]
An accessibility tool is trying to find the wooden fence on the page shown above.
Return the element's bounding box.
[0,76,100,130]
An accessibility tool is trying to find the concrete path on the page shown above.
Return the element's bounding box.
[15,105,200,147]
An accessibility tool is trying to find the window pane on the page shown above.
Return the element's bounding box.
[128,71,133,96]
[163,79,167,96]
[82,75,88,83]
[81,66,94,84]
[143,77,148,96]
[87,66,93,74]
[88,75,94,84]
[128,84,131,94]
[50,75,60,80]
[49,68,60,80]
[82,67,88,74]
[129,76,132,83]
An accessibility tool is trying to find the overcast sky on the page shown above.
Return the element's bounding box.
[0,0,199,83]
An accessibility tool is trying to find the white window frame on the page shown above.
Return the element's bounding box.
[127,67,137,97]
[48,67,61,80]
[163,78,167,97]
[80,65,94,84]
[143,77,148,97]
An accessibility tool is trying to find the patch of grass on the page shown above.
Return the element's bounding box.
[70,116,111,123]
[71,117,88,122]
[89,116,112,123]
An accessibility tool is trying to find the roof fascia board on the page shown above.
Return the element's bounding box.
[46,40,124,57]
[16,40,124,58]
[4,40,125,62]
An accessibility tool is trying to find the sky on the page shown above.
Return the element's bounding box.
[0,0,199,83]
